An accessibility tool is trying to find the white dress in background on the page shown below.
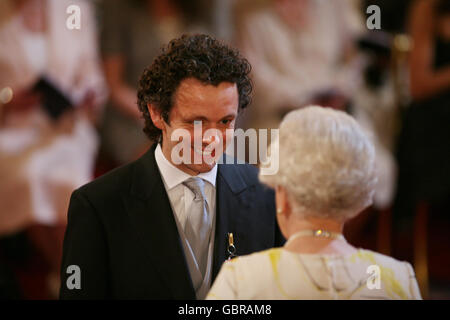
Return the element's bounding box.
[238,0,364,130]
[0,0,107,234]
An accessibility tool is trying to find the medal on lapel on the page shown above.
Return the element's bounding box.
[226,233,237,260]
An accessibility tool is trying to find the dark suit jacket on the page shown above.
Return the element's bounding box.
[59,144,284,299]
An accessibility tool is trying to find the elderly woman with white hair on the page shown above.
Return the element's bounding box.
[207,106,421,300]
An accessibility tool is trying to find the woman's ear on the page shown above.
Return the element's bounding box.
[148,103,165,131]
[276,185,292,218]
[275,185,292,240]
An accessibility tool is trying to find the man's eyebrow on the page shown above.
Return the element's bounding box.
[184,116,209,122]
[220,114,236,119]
[184,114,236,122]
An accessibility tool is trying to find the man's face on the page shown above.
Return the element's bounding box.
[151,78,239,175]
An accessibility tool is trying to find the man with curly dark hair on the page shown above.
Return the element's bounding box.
[60,34,284,299]
[137,34,253,174]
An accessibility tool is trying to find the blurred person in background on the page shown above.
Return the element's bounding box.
[394,0,450,224]
[207,106,422,300]
[234,0,365,131]
[336,30,402,252]
[0,0,107,298]
[351,32,398,213]
[98,0,209,167]
[234,0,398,221]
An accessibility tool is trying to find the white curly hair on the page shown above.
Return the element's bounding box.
[259,106,377,221]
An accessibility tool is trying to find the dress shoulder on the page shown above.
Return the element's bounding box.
[348,249,421,299]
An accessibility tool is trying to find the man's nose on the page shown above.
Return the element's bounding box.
[202,128,221,145]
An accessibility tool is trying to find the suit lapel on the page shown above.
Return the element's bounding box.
[124,145,195,299]
[212,161,251,280]
[124,146,256,293]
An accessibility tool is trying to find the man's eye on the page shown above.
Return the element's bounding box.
[221,119,231,125]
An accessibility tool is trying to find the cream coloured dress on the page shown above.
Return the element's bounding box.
[207,248,422,300]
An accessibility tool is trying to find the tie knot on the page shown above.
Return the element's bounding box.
[183,177,206,201]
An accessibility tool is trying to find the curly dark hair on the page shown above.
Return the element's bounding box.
[137,34,253,142]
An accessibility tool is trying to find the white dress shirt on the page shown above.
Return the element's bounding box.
[154,143,217,299]
[154,143,217,228]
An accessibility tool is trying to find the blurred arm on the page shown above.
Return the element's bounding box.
[100,0,141,121]
[75,1,108,118]
[409,0,450,100]
[103,55,141,120]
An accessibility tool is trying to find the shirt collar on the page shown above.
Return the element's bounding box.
[154,143,217,190]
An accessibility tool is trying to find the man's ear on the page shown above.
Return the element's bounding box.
[148,103,165,131]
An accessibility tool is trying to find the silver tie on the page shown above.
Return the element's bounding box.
[183,177,212,277]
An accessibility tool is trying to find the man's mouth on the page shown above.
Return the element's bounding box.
[193,147,213,157]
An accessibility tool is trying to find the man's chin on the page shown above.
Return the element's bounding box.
[184,162,217,175]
